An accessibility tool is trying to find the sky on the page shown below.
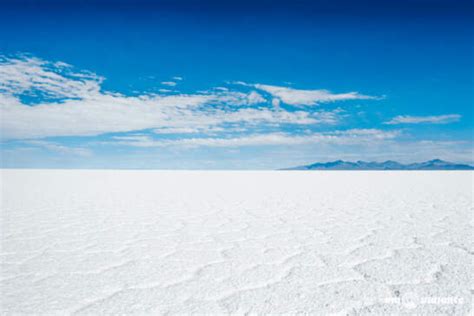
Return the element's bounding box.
[0,0,473,169]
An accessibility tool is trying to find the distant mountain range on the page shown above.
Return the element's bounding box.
[282,159,474,170]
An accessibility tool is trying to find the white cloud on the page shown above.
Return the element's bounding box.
[153,126,225,134]
[209,108,330,125]
[247,91,266,104]
[0,56,103,99]
[161,81,177,86]
[1,92,211,139]
[250,83,379,106]
[108,129,400,148]
[211,90,265,106]
[1,92,325,139]
[24,140,92,156]
[1,56,339,140]
[153,127,204,134]
[2,56,386,141]
[172,76,183,81]
[384,114,461,125]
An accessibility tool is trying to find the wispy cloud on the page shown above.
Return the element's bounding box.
[384,114,461,125]
[107,129,400,148]
[23,140,92,156]
[0,55,102,100]
[0,92,327,139]
[0,56,347,140]
[237,83,380,107]
[161,81,177,86]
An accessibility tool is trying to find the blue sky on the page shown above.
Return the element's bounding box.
[0,0,473,169]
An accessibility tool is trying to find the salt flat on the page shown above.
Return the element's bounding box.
[1,170,472,315]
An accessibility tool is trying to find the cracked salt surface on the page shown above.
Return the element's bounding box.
[1,170,472,314]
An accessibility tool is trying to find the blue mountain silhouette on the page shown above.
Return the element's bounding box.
[283,159,474,170]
